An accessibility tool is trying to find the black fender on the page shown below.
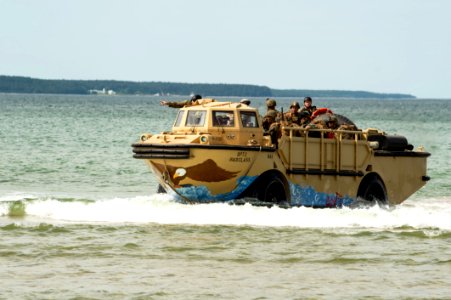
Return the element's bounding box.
[239,170,290,204]
[357,173,387,204]
[157,184,167,194]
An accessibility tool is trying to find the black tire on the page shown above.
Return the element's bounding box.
[257,174,287,204]
[357,176,387,204]
[157,184,166,194]
[335,113,356,127]
[312,113,356,127]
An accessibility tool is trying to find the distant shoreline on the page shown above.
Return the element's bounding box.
[0,75,415,99]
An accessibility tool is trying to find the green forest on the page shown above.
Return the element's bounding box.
[0,75,415,99]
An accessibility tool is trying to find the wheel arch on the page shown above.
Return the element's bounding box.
[357,172,388,203]
[239,169,291,202]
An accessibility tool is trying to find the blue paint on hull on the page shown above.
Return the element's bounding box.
[289,183,354,208]
[175,175,258,203]
[173,175,355,207]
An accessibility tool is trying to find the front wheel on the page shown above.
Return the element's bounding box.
[257,174,287,204]
[157,184,166,194]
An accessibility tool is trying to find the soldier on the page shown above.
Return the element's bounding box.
[226,112,235,126]
[303,112,330,138]
[160,94,203,108]
[284,101,302,125]
[300,96,317,116]
[337,123,359,139]
[323,114,339,138]
[240,99,251,106]
[299,110,311,126]
[262,98,281,131]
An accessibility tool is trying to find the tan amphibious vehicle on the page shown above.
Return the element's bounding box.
[132,99,430,207]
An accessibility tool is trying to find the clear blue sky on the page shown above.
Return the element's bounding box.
[1,0,450,98]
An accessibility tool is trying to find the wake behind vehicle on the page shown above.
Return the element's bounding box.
[132,99,430,207]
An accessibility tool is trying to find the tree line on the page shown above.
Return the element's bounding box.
[271,89,415,99]
[0,75,271,97]
[0,75,415,99]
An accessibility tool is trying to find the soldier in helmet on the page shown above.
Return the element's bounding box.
[304,112,335,138]
[300,96,317,116]
[262,98,281,131]
[299,110,311,126]
[240,99,251,106]
[324,114,339,138]
[284,101,303,125]
[160,94,203,108]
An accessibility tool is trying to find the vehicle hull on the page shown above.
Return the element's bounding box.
[134,140,429,207]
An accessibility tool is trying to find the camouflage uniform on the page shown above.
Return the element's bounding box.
[337,124,359,140]
[300,106,317,116]
[264,108,281,123]
[284,101,302,125]
[284,111,302,125]
[262,98,281,131]
[166,99,194,108]
[300,97,317,116]
[312,113,338,138]
[164,94,203,108]
[299,110,311,126]
[302,111,325,138]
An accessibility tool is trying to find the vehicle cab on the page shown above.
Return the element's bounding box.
[163,100,268,147]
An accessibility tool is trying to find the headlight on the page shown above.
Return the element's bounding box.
[140,134,152,141]
[200,135,208,143]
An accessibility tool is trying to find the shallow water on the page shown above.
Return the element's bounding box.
[1,94,450,299]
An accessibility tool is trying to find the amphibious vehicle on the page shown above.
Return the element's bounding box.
[132,99,430,207]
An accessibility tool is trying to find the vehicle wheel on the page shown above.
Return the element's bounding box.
[157,184,166,194]
[335,113,356,127]
[357,176,387,204]
[258,174,287,204]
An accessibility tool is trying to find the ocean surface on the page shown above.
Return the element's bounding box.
[1,93,450,299]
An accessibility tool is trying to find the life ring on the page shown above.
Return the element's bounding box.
[311,107,333,119]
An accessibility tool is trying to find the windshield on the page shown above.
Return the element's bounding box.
[213,111,235,127]
[186,110,207,127]
[174,110,184,127]
[240,111,259,128]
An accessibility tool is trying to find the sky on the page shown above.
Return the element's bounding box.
[1,0,450,98]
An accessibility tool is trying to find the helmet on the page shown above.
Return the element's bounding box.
[191,94,202,101]
[290,101,300,109]
[304,96,312,103]
[327,114,338,123]
[240,99,251,105]
[266,98,277,107]
[299,111,310,119]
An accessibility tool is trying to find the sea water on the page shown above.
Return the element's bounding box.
[1,94,450,299]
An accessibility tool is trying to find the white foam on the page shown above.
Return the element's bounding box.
[2,193,450,230]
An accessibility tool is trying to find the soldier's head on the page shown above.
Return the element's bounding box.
[326,114,338,128]
[299,111,310,124]
[266,98,277,109]
[290,101,300,112]
[303,97,312,107]
[240,99,251,106]
[190,94,202,102]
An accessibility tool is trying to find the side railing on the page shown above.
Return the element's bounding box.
[280,127,371,177]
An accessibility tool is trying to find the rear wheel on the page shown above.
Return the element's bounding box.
[335,113,356,127]
[357,176,387,204]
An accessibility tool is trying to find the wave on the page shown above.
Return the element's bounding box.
[1,192,450,231]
